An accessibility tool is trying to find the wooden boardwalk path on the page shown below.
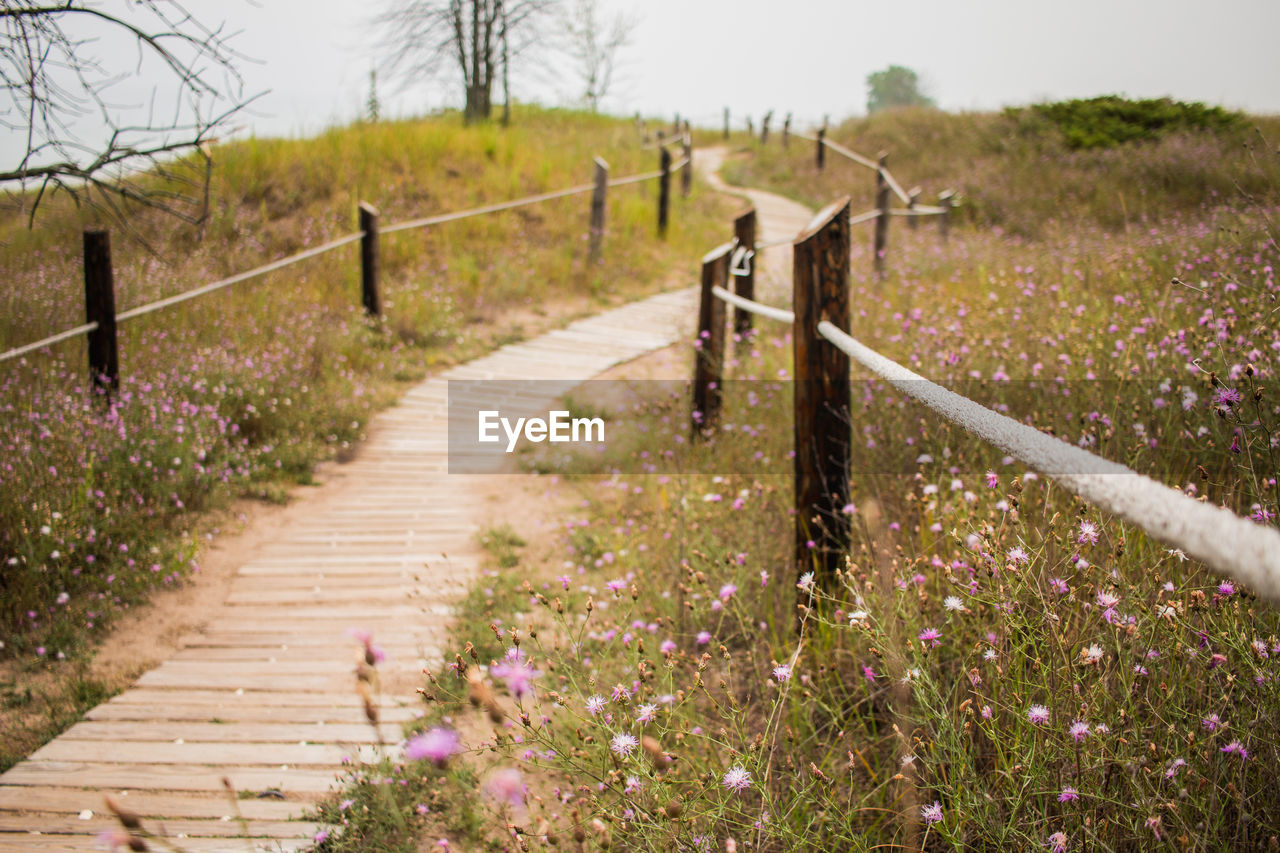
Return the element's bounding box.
[0,152,811,851]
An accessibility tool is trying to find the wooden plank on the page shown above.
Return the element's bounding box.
[0,763,342,794]
[0,837,311,853]
[96,689,420,709]
[28,739,376,767]
[58,721,401,745]
[0,814,320,839]
[0,787,304,820]
[85,703,418,725]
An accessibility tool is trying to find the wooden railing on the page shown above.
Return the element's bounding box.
[0,143,694,394]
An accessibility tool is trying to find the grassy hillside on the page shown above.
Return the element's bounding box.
[0,107,733,766]
[721,102,1280,238]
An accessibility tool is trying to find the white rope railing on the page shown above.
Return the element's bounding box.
[849,209,882,226]
[115,233,364,323]
[878,167,911,205]
[815,320,1280,600]
[711,285,795,324]
[382,183,598,234]
[0,322,99,363]
[821,137,878,171]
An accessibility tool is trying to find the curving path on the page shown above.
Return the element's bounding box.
[0,148,813,852]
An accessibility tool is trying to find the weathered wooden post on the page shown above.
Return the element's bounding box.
[359,202,381,316]
[672,113,680,135]
[732,208,757,337]
[816,127,826,171]
[83,228,119,395]
[681,135,692,198]
[938,189,954,242]
[783,113,792,148]
[723,107,730,140]
[907,187,921,231]
[589,156,609,262]
[692,242,731,440]
[792,197,852,592]
[658,147,671,238]
[761,110,772,145]
[873,152,891,277]
[746,116,754,139]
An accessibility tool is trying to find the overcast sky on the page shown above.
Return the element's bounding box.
[4,0,1280,163]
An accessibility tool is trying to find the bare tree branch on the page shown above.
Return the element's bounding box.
[0,0,257,227]
[373,0,555,123]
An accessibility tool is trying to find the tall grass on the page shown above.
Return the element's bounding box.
[323,109,1280,850]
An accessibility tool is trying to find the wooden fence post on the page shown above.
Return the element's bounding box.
[359,202,381,316]
[761,110,772,145]
[673,113,680,135]
[792,197,852,592]
[746,116,754,139]
[723,107,729,140]
[692,242,731,440]
[783,113,792,148]
[907,186,921,231]
[732,208,757,337]
[873,152,891,278]
[938,189,954,242]
[658,148,671,238]
[816,128,826,171]
[83,228,119,396]
[681,135,692,198]
[589,156,608,262]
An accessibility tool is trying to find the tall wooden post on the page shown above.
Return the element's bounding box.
[359,202,381,316]
[938,190,954,242]
[761,110,772,145]
[792,197,852,592]
[658,148,672,238]
[692,242,731,440]
[907,187,921,231]
[83,228,119,396]
[723,107,730,140]
[673,113,680,135]
[873,152,891,278]
[589,156,609,262]
[732,208,757,337]
[681,135,692,198]
[783,113,792,148]
[745,116,754,139]
[816,128,826,171]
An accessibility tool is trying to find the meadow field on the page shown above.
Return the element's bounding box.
[314,103,1280,851]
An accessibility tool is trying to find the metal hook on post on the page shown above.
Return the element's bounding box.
[729,242,755,278]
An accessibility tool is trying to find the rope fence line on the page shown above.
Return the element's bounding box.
[1,149,687,371]
[816,319,1280,600]
[0,322,100,363]
[116,233,364,324]
[691,196,1280,607]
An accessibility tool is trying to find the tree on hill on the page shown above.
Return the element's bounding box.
[866,65,935,114]
[561,0,636,112]
[0,1,253,225]
[375,0,556,124]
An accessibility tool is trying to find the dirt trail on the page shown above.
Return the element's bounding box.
[0,147,814,852]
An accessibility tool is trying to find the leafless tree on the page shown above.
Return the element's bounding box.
[560,0,634,113]
[0,1,255,226]
[374,0,555,125]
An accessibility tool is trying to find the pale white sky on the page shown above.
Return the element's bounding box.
[4,0,1279,164]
